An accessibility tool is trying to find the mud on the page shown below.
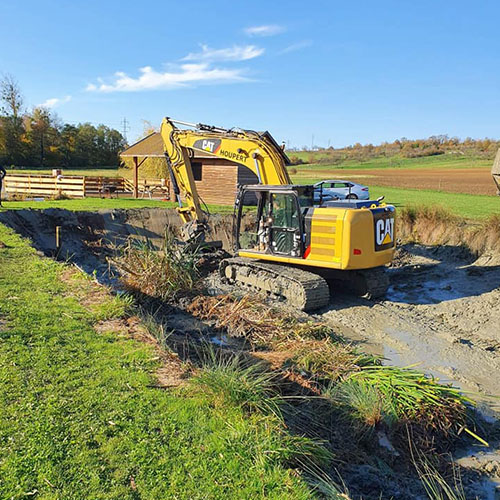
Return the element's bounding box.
[0,208,235,286]
[2,208,499,406]
[295,166,498,196]
[317,245,500,419]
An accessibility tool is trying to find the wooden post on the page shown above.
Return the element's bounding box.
[133,156,139,199]
[55,226,61,255]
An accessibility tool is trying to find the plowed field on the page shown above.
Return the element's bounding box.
[296,167,496,195]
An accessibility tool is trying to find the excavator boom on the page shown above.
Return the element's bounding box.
[160,117,291,227]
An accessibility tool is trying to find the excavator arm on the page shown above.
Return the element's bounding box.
[159,117,291,232]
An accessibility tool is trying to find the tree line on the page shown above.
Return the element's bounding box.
[0,75,126,168]
[289,135,500,165]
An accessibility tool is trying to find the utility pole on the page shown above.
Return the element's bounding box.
[311,134,314,150]
[121,117,130,142]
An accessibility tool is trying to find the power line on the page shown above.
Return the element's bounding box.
[121,117,130,142]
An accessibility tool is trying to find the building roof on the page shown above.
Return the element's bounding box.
[120,132,220,159]
[120,132,165,158]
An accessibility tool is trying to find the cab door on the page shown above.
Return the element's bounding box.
[269,192,304,257]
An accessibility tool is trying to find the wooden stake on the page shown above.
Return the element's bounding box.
[55,226,61,254]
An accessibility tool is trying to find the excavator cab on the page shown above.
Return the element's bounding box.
[235,185,314,257]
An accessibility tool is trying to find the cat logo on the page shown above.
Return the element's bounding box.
[373,210,395,251]
[201,140,215,152]
[193,138,221,154]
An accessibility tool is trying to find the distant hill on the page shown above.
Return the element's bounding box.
[288,136,499,166]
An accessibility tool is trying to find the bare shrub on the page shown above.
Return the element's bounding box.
[112,231,201,300]
[186,294,336,346]
[288,155,305,166]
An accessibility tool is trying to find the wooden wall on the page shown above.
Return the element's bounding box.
[169,158,258,206]
[196,159,238,205]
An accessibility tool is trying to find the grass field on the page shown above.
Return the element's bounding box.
[0,198,235,214]
[8,153,490,177]
[368,186,500,219]
[290,151,491,170]
[3,150,499,219]
[1,188,498,219]
[0,224,321,499]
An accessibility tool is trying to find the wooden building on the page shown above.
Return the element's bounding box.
[120,132,262,205]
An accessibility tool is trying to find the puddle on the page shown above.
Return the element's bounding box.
[387,277,465,304]
[382,326,500,424]
[209,334,229,346]
[454,446,500,500]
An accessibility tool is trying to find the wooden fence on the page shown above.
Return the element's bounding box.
[3,174,171,200]
[4,174,86,198]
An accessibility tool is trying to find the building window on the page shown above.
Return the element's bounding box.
[192,162,202,181]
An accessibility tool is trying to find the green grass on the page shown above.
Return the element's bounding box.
[290,151,490,171]
[3,163,498,219]
[290,178,500,219]
[0,224,318,499]
[369,186,500,219]
[6,166,123,177]
[0,197,234,213]
[2,185,498,219]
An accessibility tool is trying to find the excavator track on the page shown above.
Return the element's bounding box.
[327,267,389,299]
[219,257,330,312]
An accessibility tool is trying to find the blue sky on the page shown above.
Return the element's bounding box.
[1,0,499,147]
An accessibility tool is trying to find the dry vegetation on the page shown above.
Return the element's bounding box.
[104,227,495,498]
[186,294,481,452]
[398,206,500,256]
[111,230,201,300]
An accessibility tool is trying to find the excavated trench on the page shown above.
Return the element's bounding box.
[1,207,500,408]
[2,207,500,497]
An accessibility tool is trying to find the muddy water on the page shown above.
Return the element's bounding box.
[318,246,500,418]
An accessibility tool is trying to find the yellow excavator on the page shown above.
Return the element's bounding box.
[160,117,396,311]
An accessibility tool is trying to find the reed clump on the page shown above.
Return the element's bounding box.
[112,231,201,300]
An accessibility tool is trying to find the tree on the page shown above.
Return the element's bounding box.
[26,107,53,166]
[0,74,25,164]
[0,74,23,118]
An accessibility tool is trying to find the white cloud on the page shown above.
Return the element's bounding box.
[86,63,249,92]
[183,44,264,62]
[244,24,285,37]
[40,95,72,108]
[279,40,313,54]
